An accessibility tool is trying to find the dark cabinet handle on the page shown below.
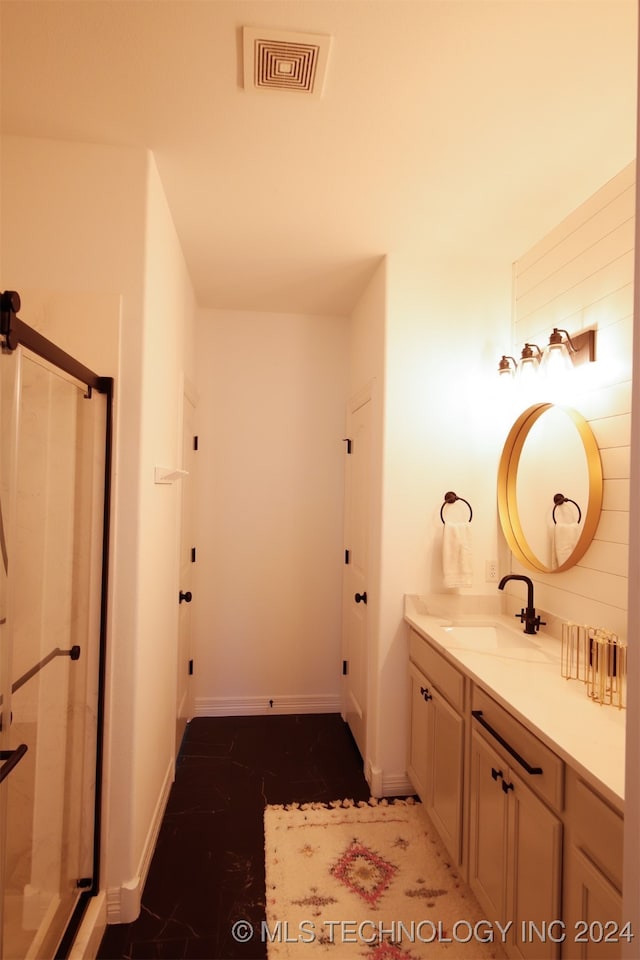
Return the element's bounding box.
[491,767,503,781]
[502,780,514,794]
[179,591,192,604]
[420,686,432,702]
[472,710,543,776]
[0,743,28,784]
[354,592,367,604]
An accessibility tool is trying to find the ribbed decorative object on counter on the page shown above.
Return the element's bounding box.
[561,622,626,709]
[560,622,590,681]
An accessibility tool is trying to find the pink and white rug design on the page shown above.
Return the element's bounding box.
[263,799,504,958]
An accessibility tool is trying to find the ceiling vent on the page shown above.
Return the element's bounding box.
[243,27,332,98]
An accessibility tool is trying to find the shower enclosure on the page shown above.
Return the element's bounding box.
[0,292,112,959]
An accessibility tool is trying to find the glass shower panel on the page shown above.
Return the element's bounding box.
[0,339,18,960]
[0,347,106,959]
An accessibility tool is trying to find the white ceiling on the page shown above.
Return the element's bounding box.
[1,0,637,316]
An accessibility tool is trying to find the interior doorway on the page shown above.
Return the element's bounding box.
[175,382,197,757]
[341,386,373,760]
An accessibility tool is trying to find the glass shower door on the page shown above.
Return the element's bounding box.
[0,345,106,959]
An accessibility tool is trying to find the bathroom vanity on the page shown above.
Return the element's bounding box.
[404,594,626,960]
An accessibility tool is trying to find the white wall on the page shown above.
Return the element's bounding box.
[344,252,516,794]
[373,255,514,790]
[509,163,634,638]
[192,308,349,715]
[0,135,197,922]
[126,154,197,912]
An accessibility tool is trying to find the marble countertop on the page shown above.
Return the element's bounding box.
[404,594,626,811]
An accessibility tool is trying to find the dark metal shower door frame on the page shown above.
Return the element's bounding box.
[0,290,113,957]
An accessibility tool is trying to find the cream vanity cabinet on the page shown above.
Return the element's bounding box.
[562,770,624,960]
[406,621,626,960]
[407,628,465,866]
[468,687,564,960]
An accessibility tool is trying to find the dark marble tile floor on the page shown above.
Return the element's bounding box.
[97,713,371,960]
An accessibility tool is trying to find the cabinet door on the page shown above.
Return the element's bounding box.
[506,768,563,960]
[428,685,464,864]
[562,847,623,960]
[407,663,464,866]
[469,731,509,922]
[407,662,430,798]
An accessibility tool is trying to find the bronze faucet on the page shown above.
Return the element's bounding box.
[498,574,546,635]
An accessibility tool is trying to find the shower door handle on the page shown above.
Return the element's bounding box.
[0,743,28,784]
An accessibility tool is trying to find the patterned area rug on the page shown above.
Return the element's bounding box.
[264,799,504,959]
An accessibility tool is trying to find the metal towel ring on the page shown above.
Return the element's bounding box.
[552,493,582,524]
[440,491,473,523]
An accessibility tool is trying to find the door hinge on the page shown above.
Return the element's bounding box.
[191,546,197,563]
[344,549,350,564]
[342,660,348,676]
[342,438,352,454]
[188,659,194,676]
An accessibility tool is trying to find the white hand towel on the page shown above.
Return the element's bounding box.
[442,520,473,588]
[552,522,580,567]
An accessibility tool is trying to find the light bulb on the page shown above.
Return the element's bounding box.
[516,344,541,385]
[541,340,573,380]
[540,330,574,402]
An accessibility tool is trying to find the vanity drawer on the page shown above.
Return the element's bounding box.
[565,770,623,890]
[409,629,465,712]
[471,685,564,811]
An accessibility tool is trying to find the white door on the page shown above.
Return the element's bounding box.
[176,388,196,756]
[341,388,372,759]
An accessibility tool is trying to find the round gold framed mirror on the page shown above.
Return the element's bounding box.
[497,403,603,573]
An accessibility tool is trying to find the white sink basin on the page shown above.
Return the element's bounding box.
[438,621,539,651]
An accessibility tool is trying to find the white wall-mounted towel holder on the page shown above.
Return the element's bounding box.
[440,490,473,523]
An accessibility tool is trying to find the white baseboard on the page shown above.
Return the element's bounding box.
[365,763,414,799]
[194,694,341,716]
[365,762,384,797]
[106,755,174,923]
[382,771,415,797]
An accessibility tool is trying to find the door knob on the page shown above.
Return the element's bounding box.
[179,590,192,604]
[354,591,367,604]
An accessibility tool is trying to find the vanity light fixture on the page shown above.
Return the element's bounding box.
[496,329,595,386]
[540,327,596,379]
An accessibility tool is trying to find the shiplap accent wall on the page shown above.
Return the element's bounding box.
[512,162,635,638]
